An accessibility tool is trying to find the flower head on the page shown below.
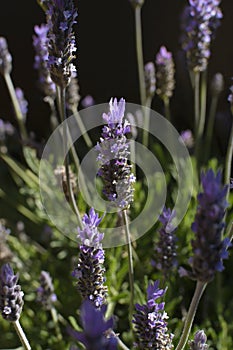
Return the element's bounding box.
[72,208,107,308]
[0,37,12,75]
[152,207,178,277]
[189,330,208,350]
[69,300,117,350]
[179,169,230,282]
[181,0,222,72]
[0,264,24,321]
[33,24,56,98]
[96,98,136,209]
[46,0,78,87]
[37,271,57,310]
[156,46,175,100]
[133,280,174,349]
[15,88,28,122]
[144,62,156,99]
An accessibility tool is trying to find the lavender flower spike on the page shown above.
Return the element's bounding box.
[152,207,178,277]
[15,88,28,122]
[179,169,230,282]
[72,208,108,308]
[37,271,57,310]
[96,98,136,209]
[69,300,117,350]
[189,330,208,350]
[0,264,24,321]
[0,37,12,75]
[181,0,222,72]
[156,46,175,100]
[46,0,78,87]
[144,62,156,99]
[133,280,174,349]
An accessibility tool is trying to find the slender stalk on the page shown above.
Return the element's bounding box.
[134,6,146,107]
[71,107,93,148]
[193,71,200,138]
[205,94,218,161]
[195,70,207,164]
[4,72,28,140]
[13,320,31,350]
[57,86,83,228]
[142,98,152,148]
[224,115,233,193]
[163,96,171,122]
[122,209,134,328]
[175,281,207,350]
[117,336,131,350]
[51,307,62,341]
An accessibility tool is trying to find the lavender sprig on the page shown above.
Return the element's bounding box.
[189,330,208,350]
[72,208,108,308]
[69,300,117,350]
[133,280,174,349]
[46,0,77,88]
[0,37,12,75]
[156,46,175,101]
[37,270,57,310]
[179,169,230,283]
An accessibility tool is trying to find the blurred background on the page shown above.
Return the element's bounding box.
[0,0,233,152]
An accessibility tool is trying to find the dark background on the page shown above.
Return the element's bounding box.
[0,0,233,149]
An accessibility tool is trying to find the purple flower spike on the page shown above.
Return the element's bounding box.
[133,280,174,349]
[0,264,24,321]
[179,169,230,283]
[155,46,175,100]
[144,62,156,99]
[0,37,12,75]
[96,98,136,209]
[181,0,222,72]
[15,88,28,121]
[72,208,107,308]
[46,0,78,87]
[69,300,117,350]
[189,330,208,350]
[37,271,57,310]
[152,207,178,277]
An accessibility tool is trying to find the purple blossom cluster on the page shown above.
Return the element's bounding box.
[69,300,117,350]
[0,37,12,75]
[152,207,178,277]
[46,0,77,87]
[179,169,230,282]
[181,0,222,72]
[36,271,57,310]
[0,264,24,321]
[72,208,108,308]
[155,46,175,100]
[133,280,174,349]
[189,330,208,350]
[144,62,156,99]
[96,98,136,209]
[15,88,28,121]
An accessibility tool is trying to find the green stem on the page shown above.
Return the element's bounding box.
[142,98,152,148]
[163,96,171,122]
[224,113,233,194]
[13,320,31,350]
[4,72,28,140]
[50,307,63,341]
[135,6,146,106]
[175,281,207,350]
[195,70,207,165]
[122,209,134,329]
[205,94,218,161]
[57,86,83,228]
[71,107,93,148]
[193,71,200,138]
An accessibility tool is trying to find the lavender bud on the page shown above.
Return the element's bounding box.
[211,73,224,96]
[15,88,28,122]
[96,98,136,209]
[152,207,178,277]
[181,0,222,72]
[144,62,156,99]
[179,169,231,283]
[81,95,95,108]
[66,73,80,110]
[0,37,12,75]
[37,271,57,310]
[228,84,233,109]
[179,130,194,148]
[133,280,174,349]
[189,330,208,350]
[46,0,78,88]
[156,46,175,99]
[0,119,14,142]
[0,264,24,321]
[69,300,117,350]
[72,208,108,308]
[33,24,56,98]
